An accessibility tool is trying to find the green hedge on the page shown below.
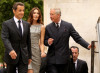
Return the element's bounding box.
[0,0,43,62]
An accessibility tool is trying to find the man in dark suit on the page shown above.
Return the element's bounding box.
[0,62,7,73]
[71,46,88,73]
[0,63,7,73]
[1,2,31,73]
[39,57,47,73]
[44,8,91,73]
[0,68,7,73]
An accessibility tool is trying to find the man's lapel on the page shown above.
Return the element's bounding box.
[50,22,58,38]
[57,21,65,38]
[11,18,21,37]
[50,20,66,45]
[55,20,65,44]
[22,20,26,38]
[76,59,80,72]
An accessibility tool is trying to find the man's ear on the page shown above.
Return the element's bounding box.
[13,9,15,14]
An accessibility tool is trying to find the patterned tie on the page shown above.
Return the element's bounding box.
[18,20,22,36]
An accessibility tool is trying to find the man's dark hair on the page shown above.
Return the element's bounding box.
[70,46,79,52]
[12,2,24,10]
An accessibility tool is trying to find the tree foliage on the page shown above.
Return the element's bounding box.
[0,0,43,62]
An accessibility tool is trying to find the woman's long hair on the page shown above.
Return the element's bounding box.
[27,7,43,25]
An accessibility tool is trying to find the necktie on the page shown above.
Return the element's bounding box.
[18,20,22,36]
[75,63,77,70]
[56,23,59,28]
[73,63,76,73]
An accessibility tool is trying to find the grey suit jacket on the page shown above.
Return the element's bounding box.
[44,20,89,64]
[1,18,31,64]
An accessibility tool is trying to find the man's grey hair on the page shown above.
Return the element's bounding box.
[50,8,61,15]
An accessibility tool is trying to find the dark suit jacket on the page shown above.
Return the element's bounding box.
[1,18,31,64]
[76,59,88,73]
[0,68,7,73]
[39,57,47,73]
[44,20,89,64]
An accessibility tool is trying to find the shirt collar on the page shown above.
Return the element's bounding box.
[14,16,22,23]
[74,59,78,64]
[58,19,61,24]
[55,19,61,27]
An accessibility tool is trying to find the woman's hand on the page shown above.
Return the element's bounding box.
[41,52,46,58]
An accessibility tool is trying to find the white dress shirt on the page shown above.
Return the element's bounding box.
[55,19,61,27]
[74,59,78,70]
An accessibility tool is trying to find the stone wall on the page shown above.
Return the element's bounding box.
[43,0,100,73]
